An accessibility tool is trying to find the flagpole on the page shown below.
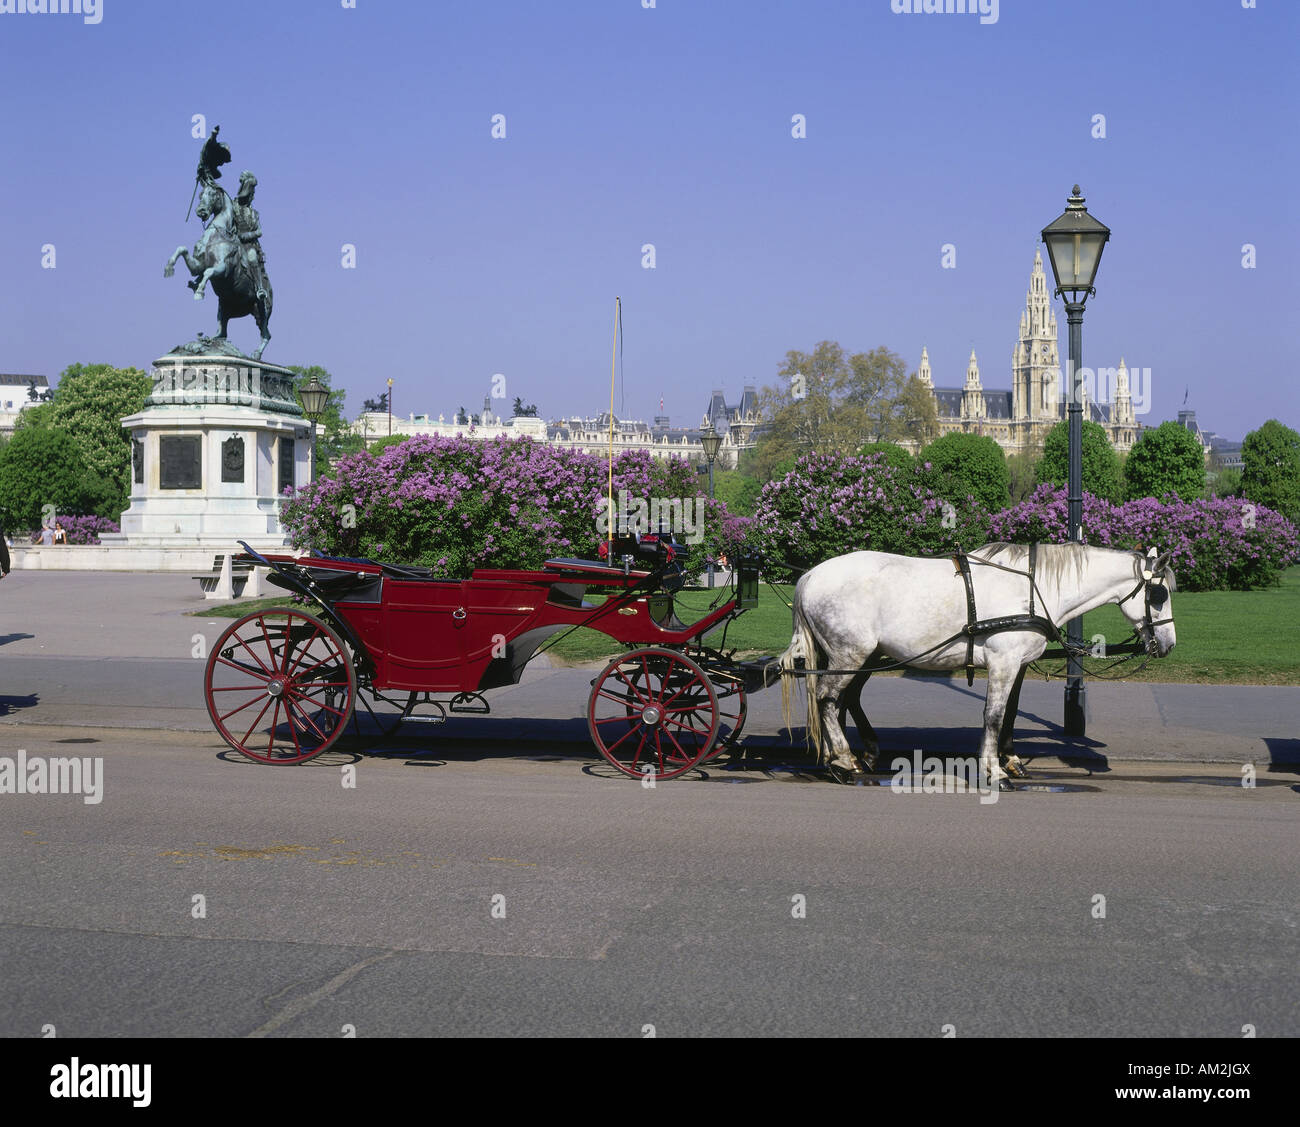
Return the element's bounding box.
[608,297,620,550]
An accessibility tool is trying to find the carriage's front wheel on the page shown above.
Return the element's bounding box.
[205,609,356,764]
[587,648,720,780]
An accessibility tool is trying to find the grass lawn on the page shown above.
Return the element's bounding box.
[193,567,1300,685]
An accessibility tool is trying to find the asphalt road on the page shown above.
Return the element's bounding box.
[1,724,1297,1038]
[1,572,1297,1038]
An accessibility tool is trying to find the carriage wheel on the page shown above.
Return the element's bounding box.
[703,671,747,759]
[612,655,744,759]
[205,609,357,765]
[587,648,720,780]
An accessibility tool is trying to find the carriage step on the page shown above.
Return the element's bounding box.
[403,713,446,724]
[448,693,490,714]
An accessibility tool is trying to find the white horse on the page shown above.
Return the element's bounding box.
[776,543,1177,786]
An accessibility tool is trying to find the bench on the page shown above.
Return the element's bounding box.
[193,554,255,599]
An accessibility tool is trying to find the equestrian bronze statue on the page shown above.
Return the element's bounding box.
[165,126,274,360]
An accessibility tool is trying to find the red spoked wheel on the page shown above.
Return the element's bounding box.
[702,670,747,760]
[636,651,746,762]
[205,609,357,764]
[587,647,720,780]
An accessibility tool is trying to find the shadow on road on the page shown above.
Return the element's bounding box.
[0,692,39,717]
[1263,738,1300,774]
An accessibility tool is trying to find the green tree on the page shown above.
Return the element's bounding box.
[1006,451,1039,504]
[712,468,764,516]
[752,341,933,482]
[1240,419,1300,522]
[288,365,365,471]
[1035,419,1125,503]
[846,348,937,445]
[921,432,1010,513]
[0,428,90,529]
[15,363,150,518]
[1208,463,1242,499]
[857,441,915,473]
[13,400,55,432]
[1124,420,1206,501]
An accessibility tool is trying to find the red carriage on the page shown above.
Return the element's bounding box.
[204,535,768,780]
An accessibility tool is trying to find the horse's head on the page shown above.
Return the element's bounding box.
[196,184,227,225]
[1117,548,1177,657]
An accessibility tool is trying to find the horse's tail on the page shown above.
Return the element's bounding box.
[775,599,822,760]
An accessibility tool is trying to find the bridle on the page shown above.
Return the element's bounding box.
[1120,549,1175,657]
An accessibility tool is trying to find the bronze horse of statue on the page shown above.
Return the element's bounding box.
[165,184,272,360]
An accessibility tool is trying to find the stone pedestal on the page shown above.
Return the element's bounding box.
[111,350,313,549]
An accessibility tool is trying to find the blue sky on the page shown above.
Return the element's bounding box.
[1,0,1296,439]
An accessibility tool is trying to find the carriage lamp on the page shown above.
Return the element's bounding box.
[298,375,329,482]
[700,420,723,588]
[1042,185,1111,737]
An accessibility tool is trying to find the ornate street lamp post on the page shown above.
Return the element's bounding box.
[297,374,329,483]
[699,419,723,588]
[1041,185,1111,737]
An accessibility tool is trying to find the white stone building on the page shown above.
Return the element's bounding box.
[917,251,1140,454]
[0,374,51,435]
[350,387,763,470]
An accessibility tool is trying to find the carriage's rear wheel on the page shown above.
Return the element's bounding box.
[587,648,720,780]
[205,609,356,764]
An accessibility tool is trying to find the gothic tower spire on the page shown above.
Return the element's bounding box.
[961,349,986,423]
[1013,249,1060,439]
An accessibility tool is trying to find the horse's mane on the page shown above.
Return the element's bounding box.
[970,541,1177,592]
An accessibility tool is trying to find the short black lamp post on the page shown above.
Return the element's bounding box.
[1041,185,1111,737]
[298,374,329,483]
[699,420,723,588]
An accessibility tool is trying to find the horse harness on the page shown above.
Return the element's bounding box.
[952,543,1059,685]
[774,545,1172,681]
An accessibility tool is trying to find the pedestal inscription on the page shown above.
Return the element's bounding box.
[160,436,202,489]
[278,437,295,494]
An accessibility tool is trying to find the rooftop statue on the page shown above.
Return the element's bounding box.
[164,126,274,360]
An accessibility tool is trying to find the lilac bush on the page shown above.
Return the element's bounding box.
[26,515,119,545]
[752,451,991,577]
[990,484,1300,590]
[281,434,735,578]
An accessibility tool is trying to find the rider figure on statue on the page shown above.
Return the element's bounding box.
[192,128,267,307]
[231,172,269,306]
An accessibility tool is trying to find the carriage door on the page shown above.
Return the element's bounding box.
[381,579,469,692]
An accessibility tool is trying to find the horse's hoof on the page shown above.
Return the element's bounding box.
[997,778,1017,792]
[827,764,871,787]
[1003,756,1029,780]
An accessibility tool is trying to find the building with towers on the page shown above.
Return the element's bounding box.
[917,250,1139,455]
